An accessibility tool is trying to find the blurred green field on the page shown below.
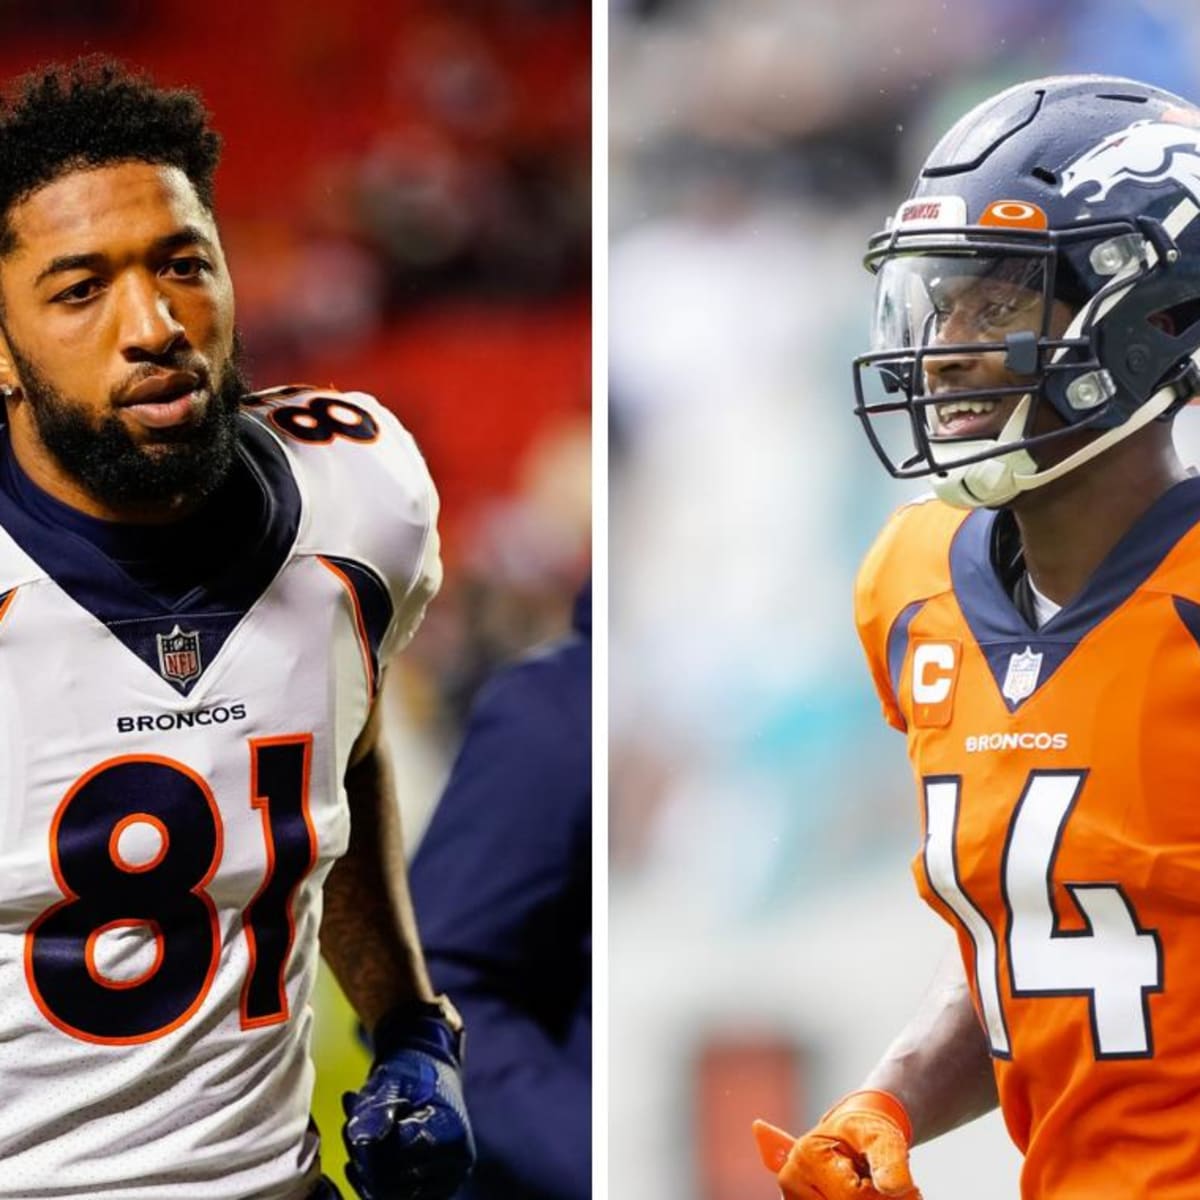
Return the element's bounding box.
[311,963,372,1195]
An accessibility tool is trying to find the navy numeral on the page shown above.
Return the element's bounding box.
[268,395,378,444]
[241,736,316,1027]
[27,742,316,1044]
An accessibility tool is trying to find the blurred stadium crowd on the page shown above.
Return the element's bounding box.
[610,2,1200,1198]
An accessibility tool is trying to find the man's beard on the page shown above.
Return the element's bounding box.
[9,337,250,512]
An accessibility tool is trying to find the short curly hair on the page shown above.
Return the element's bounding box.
[0,56,221,256]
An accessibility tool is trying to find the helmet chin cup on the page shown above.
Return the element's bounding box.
[929,396,1038,508]
[932,449,1037,508]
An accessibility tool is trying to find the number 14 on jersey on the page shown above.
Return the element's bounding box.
[923,770,1162,1060]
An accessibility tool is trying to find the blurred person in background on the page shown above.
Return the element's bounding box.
[0,56,473,1200]
[410,576,592,1200]
[755,74,1200,1200]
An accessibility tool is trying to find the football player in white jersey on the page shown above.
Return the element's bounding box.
[0,56,474,1199]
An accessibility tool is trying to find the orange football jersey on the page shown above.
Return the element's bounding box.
[855,480,1200,1199]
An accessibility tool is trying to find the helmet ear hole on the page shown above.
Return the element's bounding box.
[1148,310,1178,336]
[1147,301,1200,340]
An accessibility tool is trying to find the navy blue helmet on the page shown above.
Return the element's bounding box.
[853,75,1200,507]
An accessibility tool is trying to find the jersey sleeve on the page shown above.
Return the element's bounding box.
[855,520,907,732]
[385,495,442,660]
[359,391,443,663]
[854,495,965,732]
[247,386,443,665]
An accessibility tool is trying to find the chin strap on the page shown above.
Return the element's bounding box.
[932,382,1183,508]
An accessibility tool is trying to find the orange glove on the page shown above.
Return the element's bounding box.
[752,1089,921,1199]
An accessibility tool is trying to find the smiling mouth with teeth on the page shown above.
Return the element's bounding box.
[931,398,1008,438]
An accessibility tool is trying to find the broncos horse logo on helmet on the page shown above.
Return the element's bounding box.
[1061,120,1200,204]
[853,75,1200,509]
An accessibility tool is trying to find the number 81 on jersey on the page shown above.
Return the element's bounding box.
[25,737,316,1045]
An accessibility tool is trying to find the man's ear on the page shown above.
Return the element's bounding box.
[0,325,20,399]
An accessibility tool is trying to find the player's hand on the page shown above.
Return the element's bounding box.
[752,1090,921,1199]
[341,1000,475,1200]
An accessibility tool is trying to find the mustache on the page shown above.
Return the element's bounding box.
[112,358,213,405]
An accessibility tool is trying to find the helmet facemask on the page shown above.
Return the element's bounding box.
[852,218,1195,507]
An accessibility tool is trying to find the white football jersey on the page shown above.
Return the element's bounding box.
[0,387,440,1198]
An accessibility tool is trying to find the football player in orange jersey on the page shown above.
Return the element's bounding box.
[755,75,1200,1200]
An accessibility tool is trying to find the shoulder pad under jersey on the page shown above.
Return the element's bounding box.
[242,385,441,660]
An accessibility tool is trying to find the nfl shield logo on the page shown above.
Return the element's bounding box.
[156,625,202,686]
[1002,645,1043,704]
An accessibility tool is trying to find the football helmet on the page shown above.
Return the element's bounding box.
[852,75,1200,507]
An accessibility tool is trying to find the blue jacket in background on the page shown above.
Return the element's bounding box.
[410,582,591,1200]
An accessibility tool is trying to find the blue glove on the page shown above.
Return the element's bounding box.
[342,1000,475,1200]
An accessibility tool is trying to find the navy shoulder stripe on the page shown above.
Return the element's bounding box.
[321,555,394,688]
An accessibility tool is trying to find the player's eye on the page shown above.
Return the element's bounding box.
[162,257,211,281]
[978,299,1023,326]
[52,278,104,305]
